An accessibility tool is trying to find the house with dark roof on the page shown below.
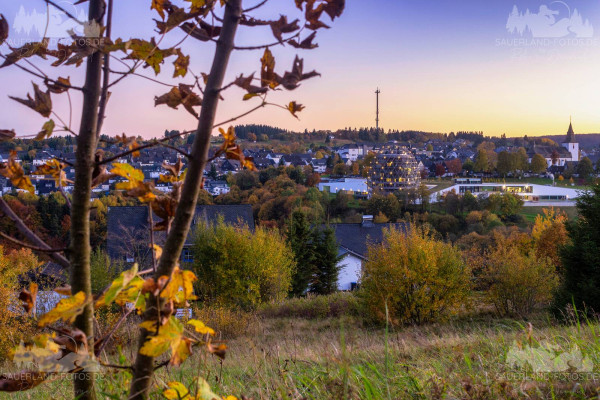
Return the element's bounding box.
[107,205,254,267]
[330,216,407,290]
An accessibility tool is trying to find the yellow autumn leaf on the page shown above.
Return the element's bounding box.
[160,266,197,304]
[153,244,163,261]
[111,162,145,188]
[140,316,193,366]
[35,119,55,140]
[0,150,34,194]
[188,319,215,336]
[38,291,88,327]
[95,263,138,307]
[197,378,220,400]
[163,381,191,400]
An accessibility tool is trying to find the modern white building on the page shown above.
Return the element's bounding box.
[433,182,583,204]
[318,177,368,196]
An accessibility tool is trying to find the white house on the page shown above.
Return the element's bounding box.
[331,216,408,291]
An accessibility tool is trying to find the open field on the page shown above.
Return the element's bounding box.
[520,206,578,223]
[6,307,600,400]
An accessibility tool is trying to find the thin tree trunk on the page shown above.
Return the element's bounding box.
[128,1,242,398]
[70,0,104,398]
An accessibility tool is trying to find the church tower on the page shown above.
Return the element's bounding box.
[562,118,579,162]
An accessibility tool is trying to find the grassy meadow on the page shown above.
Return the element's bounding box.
[5,294,600,400]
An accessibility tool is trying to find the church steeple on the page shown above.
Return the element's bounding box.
[564,116,576,143]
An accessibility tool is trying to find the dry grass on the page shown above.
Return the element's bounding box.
[5,305,600,399]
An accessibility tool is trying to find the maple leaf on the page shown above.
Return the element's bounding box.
[0,151,34,194]
[95,264,139,307]
[9,83,53,118]
[155,84,202,117]
[159,159,186,183]
[287,101,305,118]
[163,381,192,400]
[37,292,88,327]
[179,19,222,41]
[0,14,8,46]
[0,129,15,143]
[46,43,74,67]
[321,0,345,20]
[151,0,168,19]
[207,341,227,359]
[18,283,38,314]
[124,38,177,75]
[35,120,55,141]
[111,162,145,187]
[277,56,320,90]
[113,276,146,310]
[45,77,72,94]
[111,163,156,202]
[160,266,197,305]
[260,48,278,89]
[0,39,49,69]
[269,15,300,42]
[288,31,318,49]
[139,316,192,365]
[188,319,215,336]
[173,49,190,78]
[32,159,70,187]
[114,133,141,157]
[234,73,267,98]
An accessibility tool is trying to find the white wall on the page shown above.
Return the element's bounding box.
[337,253,363,291]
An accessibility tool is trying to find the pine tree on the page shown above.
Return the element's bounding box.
[553,184,600,315]
[311,227,342,295]
[286,211,315,296]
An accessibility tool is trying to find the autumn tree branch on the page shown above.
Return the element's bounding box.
[128,1,243,398]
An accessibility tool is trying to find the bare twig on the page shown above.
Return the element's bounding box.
[158,142,192,158]
[96,306,135,356]
[244,0,269,13]
[0,232,69,253]
[0,198,70,269]
[44,0,85,25]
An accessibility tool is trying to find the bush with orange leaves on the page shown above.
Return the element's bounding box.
[532,207,569,271]
[360,225,471,326]
[0,246,39,357]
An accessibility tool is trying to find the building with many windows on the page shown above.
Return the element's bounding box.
[368,144,421,193]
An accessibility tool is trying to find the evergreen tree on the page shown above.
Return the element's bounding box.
[553,184,600,315]
[311,227,342,295]
[286,211,315,296]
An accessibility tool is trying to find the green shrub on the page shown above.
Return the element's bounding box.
[192,221,295,310]
[360,225,471,326]
[483,238,559,317]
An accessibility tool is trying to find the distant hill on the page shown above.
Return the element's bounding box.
[541,133,600,149]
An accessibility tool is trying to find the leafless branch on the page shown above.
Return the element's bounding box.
[158,143,191,158]
[0,232,69,253]
[44,0,85,25]
[0,198,70,269]
[0,55,84,91]
[244,0,269,13]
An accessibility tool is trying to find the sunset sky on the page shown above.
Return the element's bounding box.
[1,0,600,138]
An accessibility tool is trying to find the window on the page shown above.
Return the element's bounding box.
[182,248,193,263]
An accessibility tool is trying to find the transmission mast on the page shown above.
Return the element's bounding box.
[375,88,380,132]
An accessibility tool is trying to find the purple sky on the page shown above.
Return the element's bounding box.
[1,0,600,138]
